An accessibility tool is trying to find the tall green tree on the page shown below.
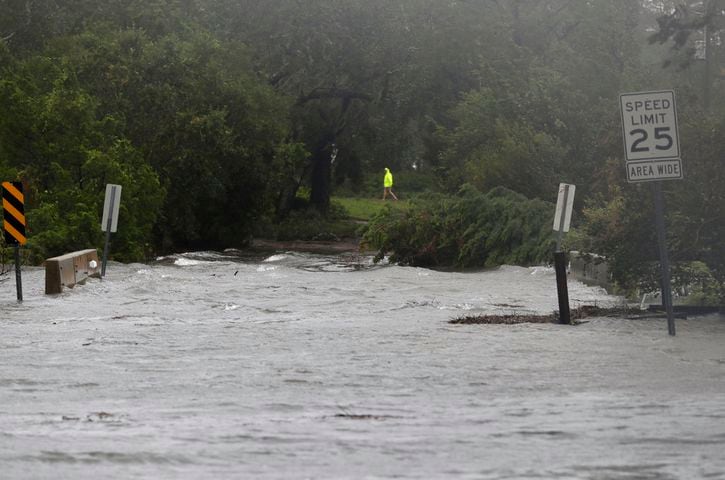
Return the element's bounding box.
[0,52,163,261]
[434,1,645,200]
[648,0,725,112]
[209,0,494,209]
[51,26,294,250]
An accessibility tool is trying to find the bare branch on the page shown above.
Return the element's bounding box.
[295,87,373,106]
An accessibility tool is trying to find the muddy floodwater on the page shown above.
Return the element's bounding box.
[1,251,724,479]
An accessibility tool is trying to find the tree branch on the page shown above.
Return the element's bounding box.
[295,87,372,106]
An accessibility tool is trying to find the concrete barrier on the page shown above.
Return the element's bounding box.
[568,251,611,290]
[45,249,101,294]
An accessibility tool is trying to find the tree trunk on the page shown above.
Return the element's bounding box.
[276,179,300,218]
[310,136,333,213]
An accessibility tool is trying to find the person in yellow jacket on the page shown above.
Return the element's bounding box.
[382,167,398,200]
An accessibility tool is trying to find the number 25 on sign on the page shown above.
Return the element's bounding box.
[619,90,682,183]
[620,90,680,161]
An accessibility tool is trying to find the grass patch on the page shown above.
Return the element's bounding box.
[256,197,410,243]
[332,197,410,221]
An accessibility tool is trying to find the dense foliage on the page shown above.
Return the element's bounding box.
[0,1,724,300]
[363,185,554,269]
[570,111,725,301]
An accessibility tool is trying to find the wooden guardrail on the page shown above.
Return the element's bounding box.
[45,249,101,294]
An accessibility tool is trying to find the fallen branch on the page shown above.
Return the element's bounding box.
[449,305,643,325]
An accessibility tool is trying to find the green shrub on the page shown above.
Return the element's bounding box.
[261,200,358,241]
[362,184,555,268]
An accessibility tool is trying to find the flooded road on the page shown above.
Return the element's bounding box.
[1,251,724,479]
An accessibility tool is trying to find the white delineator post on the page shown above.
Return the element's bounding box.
[101,184,122,277]
[553,183,576,325]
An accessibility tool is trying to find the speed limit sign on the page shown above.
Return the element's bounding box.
[619,90,682,182]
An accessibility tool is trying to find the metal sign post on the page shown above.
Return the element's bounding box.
[13,245,22,301]
[101,184,122,277]
[3,181,27,302]
[620,90,682,336]
[553,183,576,325]
[653,183,676,336]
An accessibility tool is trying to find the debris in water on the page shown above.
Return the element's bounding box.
[449,305,646,325]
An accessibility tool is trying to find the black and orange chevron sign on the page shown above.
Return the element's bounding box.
[2,181,27,245]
